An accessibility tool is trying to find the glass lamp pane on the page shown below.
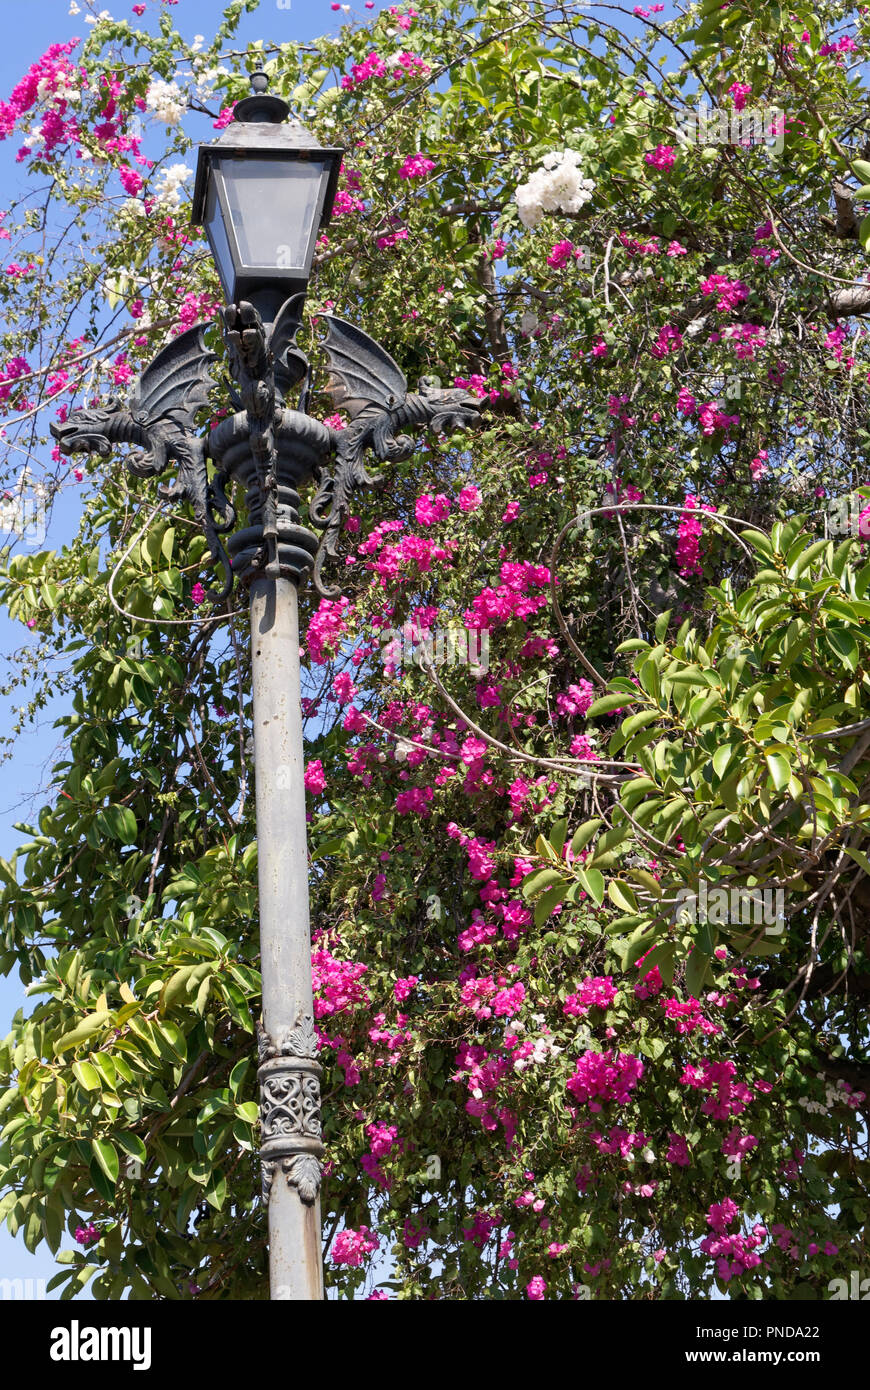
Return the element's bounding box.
[218,158,328,272]
[204,175,237,298]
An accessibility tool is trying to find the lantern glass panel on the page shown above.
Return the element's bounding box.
[219,157,329,273]
[204,175,238,298]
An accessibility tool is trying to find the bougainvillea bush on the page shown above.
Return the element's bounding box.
[0,0,869,1299]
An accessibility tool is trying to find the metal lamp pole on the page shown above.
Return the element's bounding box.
[250,570,323,1300]
[52,74,481,1302]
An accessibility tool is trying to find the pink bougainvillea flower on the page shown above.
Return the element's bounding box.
[399,154,435,179]
[304,758,327,794]
[644,144,676,170]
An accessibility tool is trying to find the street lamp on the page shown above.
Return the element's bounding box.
[191,73,342,316]
[51,71,481,1301]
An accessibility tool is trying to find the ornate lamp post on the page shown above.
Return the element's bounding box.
[51,73,480,1301]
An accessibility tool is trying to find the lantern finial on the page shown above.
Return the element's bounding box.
[234,71,290,124]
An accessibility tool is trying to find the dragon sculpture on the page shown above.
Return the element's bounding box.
[218,294,309,578]
[50,306,482,603]
[50,323,236,599]
[309,315,483,597]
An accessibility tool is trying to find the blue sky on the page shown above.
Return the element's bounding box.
[0,0,378,1300]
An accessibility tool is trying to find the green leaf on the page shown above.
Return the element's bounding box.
[228,1056,251,1096]
[548,817,568,857]
[96,805,137,844]
[53,1011,112,1055]
[825,628,859,672]
[72,1061,101,1092]
[587,693,636,717]
[205,1170,227,1211]
[91,1053,117,1090]
[621,708,660,736]
[712,743,739,779]
[576,868,605,906]
[115,1132,147,1164]
[569,819,602,855]
[742,529,776,559]
[522,867,565,899]
[628,868,662,898]
[764,752,791,790]
[634,941,676,987]
[535,884,567,927]
[90,1137,119,1185]
[161,964,198,1011]
[685,949,712,998]
[843,846,870,877]
[789,538,828,578]
[607,880,639,913]
[622,924,660,969]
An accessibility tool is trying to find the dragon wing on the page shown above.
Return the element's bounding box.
[129,323,218,432]
[319,314,408,418]
[270,293,309,400]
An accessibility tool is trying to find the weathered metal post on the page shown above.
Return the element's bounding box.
[209,371,333,1301]
[250,572,323,1300]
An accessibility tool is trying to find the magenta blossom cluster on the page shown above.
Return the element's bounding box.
[563,975,618,1016]
[307,596,353,665]
[728,81,753,110]
[304,759,327,795]
[342,51,387,89]
[311,948,369,1020]
[675,495,715,577]
[699,273,750,313]
[399,154,435,179]
[0,40,82,158]
[666,1132,692,1167]
[662,995,721,1036]
[555,680,594,717]
[590,1125,647,1157]
[546,240,582,268]
[566,1050,644,1110]
[460,971,526,1021]
[644,144,676,170]
[331,1225,380,1266]
[415,492,451,526]
[680,1058,764,1120]
[463,560,552,630]
[700,1200,766,1283]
